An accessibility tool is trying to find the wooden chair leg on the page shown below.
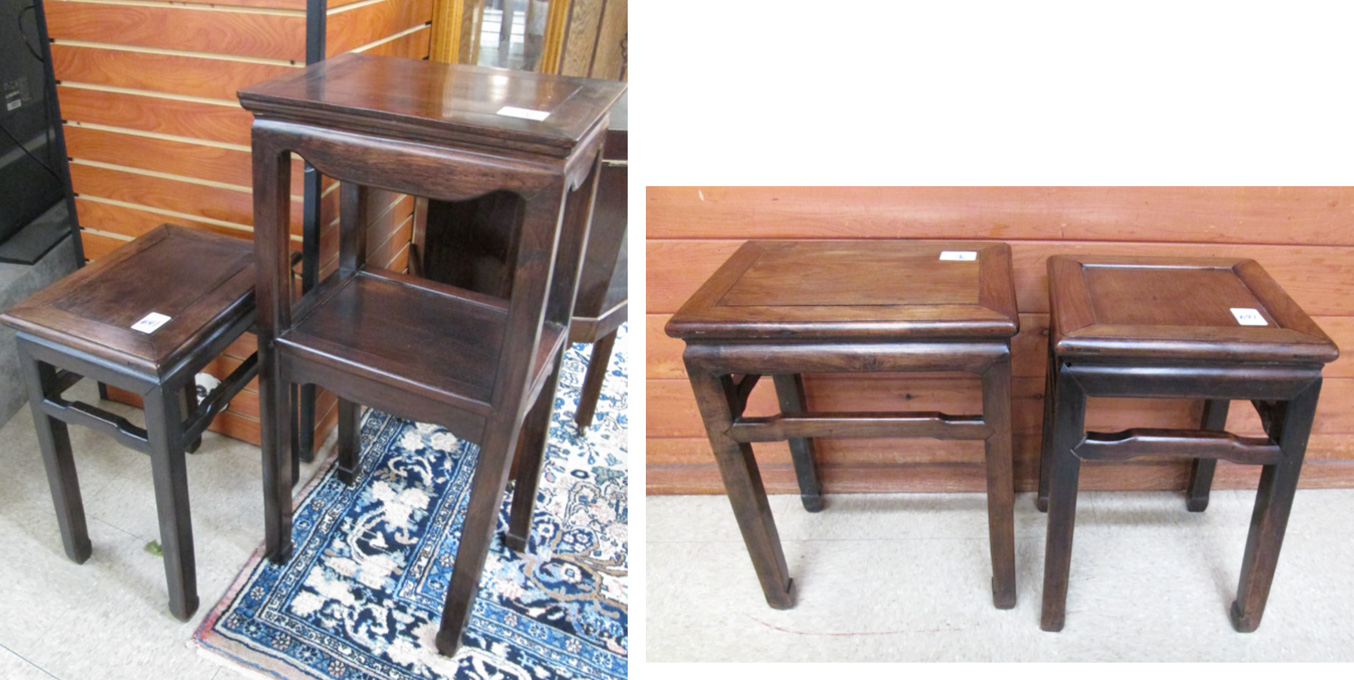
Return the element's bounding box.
[772,373,824,513]
[435,415,522,656]
[688,368,795,609]
[1040,366,1087,632]
[144,384,198,620]
[574,330,616,432]
[1231,379,1320,632]
[260,340,293,563]
[336,397,360,485]
[1186,399,1230,512]
[505,348,565,553]
[18,346,91,564]
[1037,346,1058,512]
[981,355,1017,609]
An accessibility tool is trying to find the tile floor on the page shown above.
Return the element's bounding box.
[0,381,331,679]
[647,488,1354,662]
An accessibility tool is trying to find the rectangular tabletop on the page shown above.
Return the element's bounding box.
[666,240,1019,342]
[1048,255,1339,364]
[0,225,254,377]
[238,54,627,158]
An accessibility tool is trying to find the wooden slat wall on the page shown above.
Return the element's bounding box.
[646,187,1354,494]
[558,0,627,80]
[50,0,433,445]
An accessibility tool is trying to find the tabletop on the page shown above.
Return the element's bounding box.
[0,225,254,376]
[238,53,628,158]
[665,240,1019,342]
[1047,254,1339,364]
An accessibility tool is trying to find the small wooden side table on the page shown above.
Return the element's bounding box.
[0,224,260,620]
[1039,255,1339,632]
[666,240,1020,609]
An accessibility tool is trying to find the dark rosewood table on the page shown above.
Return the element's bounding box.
[666,240,1020,610]
[1039,255,1339,632]
[0,224,261,620]
[238,53,623,655]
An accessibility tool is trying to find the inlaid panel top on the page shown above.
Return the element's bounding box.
[238,53,627,158]
[1048,254,1339,363]
[0,225,254,377]
[665,240,1019,341]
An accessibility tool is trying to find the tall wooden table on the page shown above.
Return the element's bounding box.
[238,53,624,654]
[666,240,1020,610]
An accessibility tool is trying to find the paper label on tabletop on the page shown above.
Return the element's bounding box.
[131,312,172,334]
[497,106,550,121]
[939,251,977,261]
[1230,308,1268,326]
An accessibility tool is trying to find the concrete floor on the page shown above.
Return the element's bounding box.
[647,489,1354,662]
[0,380,331,679]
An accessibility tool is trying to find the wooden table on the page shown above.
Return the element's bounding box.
[1040,254,1339,632]
[666,240,1021,610]
[238,53,624,655]
[0,224,261,620]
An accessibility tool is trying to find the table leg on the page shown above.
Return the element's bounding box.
[506,345,567,552]
[145,383,198,620]
[260,338,293,563]
[297,384,317,462]
[574,330,617,432]
[1186,399,1230,512]
[772,373,823,513]
[1231,378,1319,632]
[18,345,91,564]
[435,409,522,655]
[1037,343,1058,512]
[981,354,1017,609]
[688,368,794,609]
[183,381,202,454]
[1040,365,1087,632]
[336,398,360,485]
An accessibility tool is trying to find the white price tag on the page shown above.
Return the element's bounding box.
[496,106,550,121]
[939,251,977,261]
[131,312,172,334]
[1230,308,1267,326]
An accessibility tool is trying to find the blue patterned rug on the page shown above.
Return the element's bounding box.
[194,326,628,679]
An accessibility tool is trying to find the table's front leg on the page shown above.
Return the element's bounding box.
[1040,362,1088,632]
[686,367,795,609]
[251,128,295,564]
[981,352,1017,609]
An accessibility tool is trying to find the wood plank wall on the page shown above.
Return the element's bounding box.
[646,187,1354,495]
[558,0,627,80]
[48,0,434,445]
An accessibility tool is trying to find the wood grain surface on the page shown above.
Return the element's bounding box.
[45,2,306,61]
[648,187,1354,493]
[326,0,433,57]
[57,85,256,146]
[51,44,299,101]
